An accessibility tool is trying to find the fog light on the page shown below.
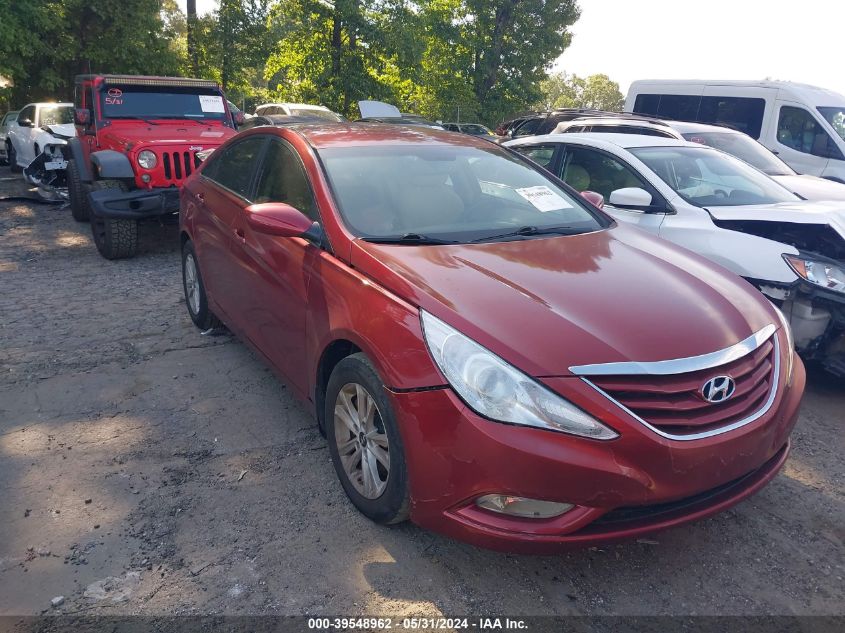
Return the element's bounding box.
[476,494,573,518]
[141,174,151,183]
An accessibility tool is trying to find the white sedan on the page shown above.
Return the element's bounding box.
[505,133,845,375]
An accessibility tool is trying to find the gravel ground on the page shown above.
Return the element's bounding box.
[0,173,843,620]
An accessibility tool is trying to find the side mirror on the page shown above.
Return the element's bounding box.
[74,108,90,126]
[580,190,605,210]
[245,203,314,237]
[608,187,660,212]
[17,118,33,127]
[234,111,245,126]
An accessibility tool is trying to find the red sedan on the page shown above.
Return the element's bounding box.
[179,124,805,553]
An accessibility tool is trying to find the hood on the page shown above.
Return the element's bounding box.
[99,121,234,149]
[42,123,75,140]
[350,225,777,377]
[706,200,845,239]
[772,175,845,202]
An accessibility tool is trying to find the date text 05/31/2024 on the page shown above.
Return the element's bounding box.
[307,617,528,630]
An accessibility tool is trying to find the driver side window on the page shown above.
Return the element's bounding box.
[558,146,647,199]
[777,106,836,157]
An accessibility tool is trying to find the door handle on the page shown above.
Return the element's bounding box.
[234,227,245,240]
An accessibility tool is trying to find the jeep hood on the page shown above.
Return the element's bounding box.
[99,121,234,149]
[350,224,777,377]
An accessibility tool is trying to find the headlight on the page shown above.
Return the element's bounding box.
[784,254,845,294]
[420,311,618,440]
[773,305,795,385]
[137,150,157,170]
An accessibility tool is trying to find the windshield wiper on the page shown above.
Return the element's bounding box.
[362,233,458,245]
[108,116,160,125]
[471,225,583,243]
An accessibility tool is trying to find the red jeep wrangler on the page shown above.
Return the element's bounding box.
[67,75,242,259]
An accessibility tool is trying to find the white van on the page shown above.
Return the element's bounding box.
[625,80,845,182]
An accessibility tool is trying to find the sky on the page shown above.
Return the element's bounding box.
[177,0,844,99]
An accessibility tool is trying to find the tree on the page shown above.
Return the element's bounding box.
[537,72,625,112]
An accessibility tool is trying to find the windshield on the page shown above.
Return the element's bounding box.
[630,146,799,207]
[818,106,845,142]
[290,107,343,122]
[100,85,228,121]
[40,106,73,126]
[319,144,608,242]
[682,131,793,176]
[462,124,492,136]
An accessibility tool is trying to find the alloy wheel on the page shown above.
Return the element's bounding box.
[333,382,390,499]
[184,253,201,316]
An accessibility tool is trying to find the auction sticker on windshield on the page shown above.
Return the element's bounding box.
[199,95,225,113]
[516,186,573,212]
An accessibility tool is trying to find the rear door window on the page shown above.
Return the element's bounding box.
[514,144,558,170]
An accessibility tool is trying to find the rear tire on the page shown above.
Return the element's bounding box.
[67,159,90,222]
[325,353,410,525]
[90,179,138,259]
[8,142,22,172]
[182,240,221,330]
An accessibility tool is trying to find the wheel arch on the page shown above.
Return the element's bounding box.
[315,339,363,436]
[91,149,134,179]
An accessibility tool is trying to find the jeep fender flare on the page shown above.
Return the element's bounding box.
[67,138,93,182]
[90,149,134,180]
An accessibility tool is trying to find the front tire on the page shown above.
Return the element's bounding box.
[90,179,138,259]
[67,159,90,222]
[325,353,410,524]
[8,142,22,172]
[182,240,221,330]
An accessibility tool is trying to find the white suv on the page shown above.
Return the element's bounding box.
[253,102,343,122]
[6,102,74,173]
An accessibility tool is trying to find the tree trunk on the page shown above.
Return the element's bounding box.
[187,0,198,75]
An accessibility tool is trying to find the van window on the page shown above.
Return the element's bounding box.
[818,106,845,142]
[698,97,765,138]
[632,94,766,138]
[777,106,842,159]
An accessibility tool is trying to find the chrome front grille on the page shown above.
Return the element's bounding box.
[571,325,780,441]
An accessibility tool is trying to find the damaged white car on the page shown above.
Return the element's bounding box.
[6,101,74,196]
[506,133,845,375]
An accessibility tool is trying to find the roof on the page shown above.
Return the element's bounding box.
[665,120,745,135]
[507,132,698,152]
[292,123,494,149]
[76,74,219,88]
[629,79,845,106]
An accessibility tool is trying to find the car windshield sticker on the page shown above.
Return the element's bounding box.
[515,186,573,212]
[199,95,225,113]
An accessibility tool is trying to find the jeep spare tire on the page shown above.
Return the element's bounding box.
[90,180,138,260]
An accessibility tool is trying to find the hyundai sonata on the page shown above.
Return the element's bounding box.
[180,124,804,552]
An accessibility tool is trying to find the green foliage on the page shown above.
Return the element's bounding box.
[1,0,622,128]
[537,71,625,112]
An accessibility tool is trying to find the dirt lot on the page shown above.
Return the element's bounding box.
[0,173,843,620]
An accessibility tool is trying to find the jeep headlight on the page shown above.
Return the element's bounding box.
[137,150,157,170]
[784,254,845,294]
[420,311,618,440]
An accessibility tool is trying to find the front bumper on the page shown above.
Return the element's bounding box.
[389,357,805,553]
[89,187,180,220]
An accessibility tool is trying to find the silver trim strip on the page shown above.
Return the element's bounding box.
[582,335,781,442]
[569,324,777,376]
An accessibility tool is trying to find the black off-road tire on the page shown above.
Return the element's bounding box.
[90,179,138,259]
[67,159,90,222]
[181,240,222,330]
[325,353,410,525]
[8,142,22,172]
